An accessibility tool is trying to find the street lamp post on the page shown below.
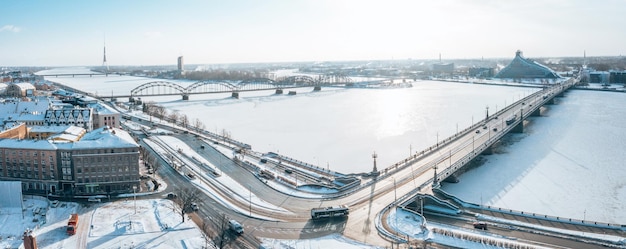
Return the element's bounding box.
[485,106,489,120]
[393,177,397,203]
[248,185,252,216]
[132,185,137,215]
[472,136,475,151]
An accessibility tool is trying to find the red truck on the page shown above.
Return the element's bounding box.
[67,213,79,235]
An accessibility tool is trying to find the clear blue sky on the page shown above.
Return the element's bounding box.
[1,0,624,66]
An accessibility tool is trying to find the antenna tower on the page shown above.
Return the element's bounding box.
[103,36,109,73]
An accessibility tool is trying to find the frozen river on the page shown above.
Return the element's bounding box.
[43,69,625,224]
[144,81,535,174]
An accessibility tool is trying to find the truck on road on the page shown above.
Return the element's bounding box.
[67,213,79,235]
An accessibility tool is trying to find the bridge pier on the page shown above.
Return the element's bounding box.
[232,92,239,98]
[557,92,565,97]
[512,120,524,133]
[482,144,495,155]
[531,107,542,117]
[182,94,189,100]
[275,89,283,94]
[313,86,321,91]
[546,97,555,105]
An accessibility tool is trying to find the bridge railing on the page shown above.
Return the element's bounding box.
[433,187,626,230]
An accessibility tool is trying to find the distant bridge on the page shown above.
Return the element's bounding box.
[120,74,355,100]
[36,72,127,77]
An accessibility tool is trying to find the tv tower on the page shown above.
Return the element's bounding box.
[102,36,109,73]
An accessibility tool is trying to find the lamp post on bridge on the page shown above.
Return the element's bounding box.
[485,106,489,120]
[371,151,379,177]
[393,177,397,203]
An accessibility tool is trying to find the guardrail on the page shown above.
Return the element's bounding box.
[433,187,626,230]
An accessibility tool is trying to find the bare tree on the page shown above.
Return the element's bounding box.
[139,146,148,163]
[150,156,161,173]
[180,114,189,128]
[168,111,179,124]
[221,129,231,142]
[201,217,217,249]
[155,105,166,122]
[143,101,157,121]
[193,118,205,131]
[145,153,160,173]
[175,188,201,222]
[216,213,230,249]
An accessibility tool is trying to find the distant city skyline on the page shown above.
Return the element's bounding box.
[1,0,625,67]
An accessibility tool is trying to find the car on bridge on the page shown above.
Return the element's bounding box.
[473,221,487,230]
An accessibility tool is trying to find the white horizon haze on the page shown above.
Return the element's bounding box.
[1,0,625,67]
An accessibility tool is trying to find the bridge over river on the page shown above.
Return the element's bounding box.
[302,78,611,246]
[112,74,365,100]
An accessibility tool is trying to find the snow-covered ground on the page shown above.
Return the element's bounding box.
[260,233,383,249]
[1,198,204,249]
[1,195,390,249]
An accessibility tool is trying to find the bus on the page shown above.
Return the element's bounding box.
[67,213,79,235]
[505,114,517,125]
[311,205,349,219]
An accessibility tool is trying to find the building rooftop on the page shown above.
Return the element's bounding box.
[89,102,118,115]
[59,126,137,149]
[495,50,561,79]
[29,125,85,136]
[0,126,136,150]
[0,139,57,150]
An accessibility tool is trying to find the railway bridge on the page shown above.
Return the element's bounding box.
[126,74,354,101]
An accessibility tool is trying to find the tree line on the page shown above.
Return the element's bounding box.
[142,101,206,131]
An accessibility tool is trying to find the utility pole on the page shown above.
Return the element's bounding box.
[248,185,252,216]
